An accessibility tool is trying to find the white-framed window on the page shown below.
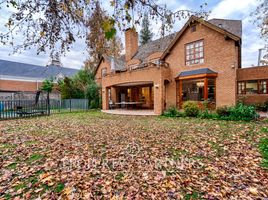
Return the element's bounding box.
[185,40,204,66]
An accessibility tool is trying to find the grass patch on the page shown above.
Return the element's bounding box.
[55,183,65,193]
[25,141,39,145]
[208,141,225,157]
[0,143,17,149]
[183,191,204,200]
[262,127,268,133]
[168,148,188,160]
[27,154,44,163]
[4,194,12,200]
[259,138,268,169]
[115,172,124,181]
[7,162,17,170]
[14,183,27,191]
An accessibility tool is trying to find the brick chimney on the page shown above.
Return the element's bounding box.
[125,28,138,62]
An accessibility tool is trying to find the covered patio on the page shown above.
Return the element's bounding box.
[107,81,154,111]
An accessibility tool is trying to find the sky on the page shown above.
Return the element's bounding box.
[0,0,265,69]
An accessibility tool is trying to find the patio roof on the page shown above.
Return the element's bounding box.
[114,81,153,87]
[176,68,218,80]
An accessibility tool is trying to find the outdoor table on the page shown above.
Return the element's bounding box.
[115,102,143,109]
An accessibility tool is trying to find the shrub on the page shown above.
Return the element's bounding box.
[259,138,268,169]
[216,106,230,117]
[264,101,268,112]
[220,103,259,121]
[163,106,178,117]
[198,109,218,119]
[183,101,199,117]
[90,99,100,109]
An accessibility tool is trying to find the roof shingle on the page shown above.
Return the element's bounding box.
[0,59,78,79]
[208,18,242,37]
[178,68,218,77]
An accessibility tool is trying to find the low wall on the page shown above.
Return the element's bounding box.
[238,94,268,105]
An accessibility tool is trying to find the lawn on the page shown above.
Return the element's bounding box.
[0,111,268,199]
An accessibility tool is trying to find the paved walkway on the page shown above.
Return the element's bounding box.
[259,112,268,118]
[102,109,156,116]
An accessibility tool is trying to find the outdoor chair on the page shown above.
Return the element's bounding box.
[109,100,116,109]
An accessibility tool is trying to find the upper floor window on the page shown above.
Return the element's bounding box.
[185,40,204,66]
[101,68,107,77]
[191,25,196,32]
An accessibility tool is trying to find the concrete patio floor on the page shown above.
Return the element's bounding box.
[101,109,156,116]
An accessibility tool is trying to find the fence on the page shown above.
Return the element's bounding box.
[50,99,89,114]
[0,99,89,120]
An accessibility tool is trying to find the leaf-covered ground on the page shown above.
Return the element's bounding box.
[0,111,268,199]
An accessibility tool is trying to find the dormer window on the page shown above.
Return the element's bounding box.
[191,25,196,32]
[218,24,223,28]
[56,73,64,81]
[185,40,204,66]
[101,68,107,77]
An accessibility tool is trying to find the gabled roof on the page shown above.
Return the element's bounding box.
[161,16,241,59]
[0,59,78,80]
[95,16,242,74]
[103,55,126,71]
[208,18,242,37]
[132,33,177,62]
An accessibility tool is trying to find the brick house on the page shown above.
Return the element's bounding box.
[0,59,78,100]
[95,16,268,115]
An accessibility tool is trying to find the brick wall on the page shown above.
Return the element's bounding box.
[237,66,268,81]
[237,66,268,104]
[95,59,111,86]
[0,80,41,92]
[165,23,239,108]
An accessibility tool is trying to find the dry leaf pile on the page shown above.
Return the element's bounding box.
[0,111,267,199]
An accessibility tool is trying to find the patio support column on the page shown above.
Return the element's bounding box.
[153,82,164,115]
[204,78,208,100]
[149,87,153,109]
[111,87,117,103]
[179,80,183,108]
[102,87,109,110]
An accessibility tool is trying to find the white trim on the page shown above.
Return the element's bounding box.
[0,75,44,82]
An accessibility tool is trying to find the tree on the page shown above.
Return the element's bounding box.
[85,1,123,71]
[41,79,54,93]
[252,0,268,64]
[140,13,153,45]
[73,70,94,97]
[41,79,54,115]
[0,0,208,55]
[58,69,101,108]
[59,77,84,99]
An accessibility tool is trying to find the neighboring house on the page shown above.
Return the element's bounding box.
[95,16,268,115]
[0,59,78,100]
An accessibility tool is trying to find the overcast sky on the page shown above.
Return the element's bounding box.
[0,0,265,69]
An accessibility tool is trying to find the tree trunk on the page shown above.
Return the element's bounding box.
[47,92,50,115]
